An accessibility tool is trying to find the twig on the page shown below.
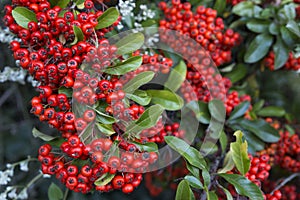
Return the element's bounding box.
[63,188,69,200]
[271,173,300,194]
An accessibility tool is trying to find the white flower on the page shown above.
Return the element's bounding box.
[19,161,29,172]
[7,188,17,199]
[17,189,28,200]
[0,171,12,185]
[0,192,7,200]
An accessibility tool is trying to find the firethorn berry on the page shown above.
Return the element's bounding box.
[122,183,134,194]
[112,175,125,189]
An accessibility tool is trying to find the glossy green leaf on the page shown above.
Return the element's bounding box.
[232,1,255,17]
[132,142,158,152]
[165,136,207,170]
[225,64,247,83]
[219,131,228,153]
[126,90,151,106]
[96,123,115,136]
[164,60,187,92]
[213,0,226,14]
[208,99,225,122]
[218,151,235,173]
[273,37,289,69]
[184,175,203,189]
[218,174,264,200]
[94,173,115,186]
[230,131,250,175]
[123,71,155,93]
[246,19,270,33]
[32,128,57,141]
[104,56,142,75]
[269,22,280,35]
[207,191,218,200]
[96,7,119,29]
[228,101,250,121]
[202,169,211,187]
[239,119,280,143]
[48,183,63,200]
[286,20,300,37]
[56,0,70,8]
[244,33,273,63]
[94,110,116,124]
[280,26,299,47]
[12,7,37,29]
[186,162,200,178]
[257,106,286,117]
[176,180,194,200]
[71,25,84,45]
[252,100,265,112]
[134,105,164,128]
[115,32,144,55]
[243,130,265,153]
[282,4,296,20]
[186,101,210,124]
[146,89,184,111]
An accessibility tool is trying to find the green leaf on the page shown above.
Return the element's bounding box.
[176,180,194,200]
[213,0,226,14]
[103,56,142,75]
[244,33,273,63]
[126,90,151,106]
[257,106,286,117]
[228,101,250,121]
[239,119,280,143]
[219,131,228,153]
[48,183,63,200]
[125,105,164,135]
[115,32,145,55]
[164,60,187,92]
[32,128,57,141]
[186,101,210,124]
[96,7,119,30]
[146,90,184,111]
[186,162,200,178]
[282,4,296,20]
[123,71,155,93]
[269,22,280,35]
[230,131,250,175]
[56,0,70,8]
[94,110,116,124]
[202,170,211,187]
[70,25,84,45]
[252,100,265,112]
[218,151,235,173]
[232,2,255,17]
[58,86,72,97]
[12,7,37,29]
[207,191,218,200]
[134,105,164,129]
[132,142,158,152]
[280,26,299,47]
[184,175,203,189]
[95,123,115,136]
[224,64,247,83]
[208,99,225,122]
[218,174,264,200]
[273,37,289,69]
[94,173,115,186]
[217,184,233,200]
[75,0,85,6]
[164,136,207,170]
[246,19,270,33]
[286,20,300,37]
[243,130,265,153]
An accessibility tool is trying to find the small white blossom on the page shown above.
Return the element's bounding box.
[7,188,17,199]
[19,161,29,172]
[0,192,7,200]
[0,171,12,185]
[17,189,28,200]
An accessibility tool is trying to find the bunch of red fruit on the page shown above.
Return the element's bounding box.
[264,52,300,71]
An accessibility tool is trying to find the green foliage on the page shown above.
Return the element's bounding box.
[12,7,37,29]
[104,56,143,75]
[115,33,145,55]
[71,25,84,45]
[96,7,119,30]
[48,183,63,200]
[164,60,187,92]
[176,180,194,200]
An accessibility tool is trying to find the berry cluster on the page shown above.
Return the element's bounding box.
[262,180,300,200]
[246,154,271,186]
[268,131,300,172]
[159,1,241,67]
[264,52,300,71]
